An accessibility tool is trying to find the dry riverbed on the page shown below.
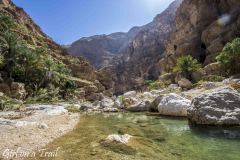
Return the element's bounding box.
[0,105,80,160]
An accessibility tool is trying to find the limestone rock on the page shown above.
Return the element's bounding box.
[123,91,137,98]
[113,98,123,109]
[106,134,132,144]
[103,108,119,112]
[149,95,164,112]
[100,97,114,108]
[158,93,191,116]
[126,101,150,112]
[188,87,240,125]
[178,78,193,89]
[203,63,222,76]
[163,0,240,74]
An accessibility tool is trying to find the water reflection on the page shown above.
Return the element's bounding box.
[189,124,240,140]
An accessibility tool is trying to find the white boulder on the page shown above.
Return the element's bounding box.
[106,134,132,144]
[158,93,191,116]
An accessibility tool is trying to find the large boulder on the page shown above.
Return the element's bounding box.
[178,78,193,89]
[188,87,240,125]
[203,63,222,76]
[158,93,191,116]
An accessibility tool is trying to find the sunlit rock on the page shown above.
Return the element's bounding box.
[188,87,240,125]
[158,93,191,116]
[106,134,132,144]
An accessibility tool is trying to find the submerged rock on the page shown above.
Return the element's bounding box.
[106,134,132,144]
[188,87,240,125]
[158,93,191,116]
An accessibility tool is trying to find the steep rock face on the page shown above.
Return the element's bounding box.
[110,0,183,93]
[0,0,97,81]
[67,0,182,93]
[68,28,142,69]
[160,0,240,74]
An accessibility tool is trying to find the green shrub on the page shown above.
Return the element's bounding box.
[0,13,16,31]
[202,75,225,82]
[0,53,4,66]
[66,104,79,113]
[173,55,201,80]
[216,38,240,75]
[0,93,23,111]
[145,80,171,90]
[26,88,61,103]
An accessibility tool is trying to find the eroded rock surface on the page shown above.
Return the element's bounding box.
[188,87,240,125]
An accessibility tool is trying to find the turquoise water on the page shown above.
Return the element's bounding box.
[35,113,240,160]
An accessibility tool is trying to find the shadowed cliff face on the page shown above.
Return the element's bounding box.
[68,27,142,69]
[104,0,183,94]
[159,0,240,75]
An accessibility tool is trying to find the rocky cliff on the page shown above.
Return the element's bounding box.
[106,0,183,93]
[103,0,240,94]
[159,0,240,74]
[67,0,183,93]
[68,27,142,69]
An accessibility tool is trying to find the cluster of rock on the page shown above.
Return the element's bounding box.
[77,78,240,126]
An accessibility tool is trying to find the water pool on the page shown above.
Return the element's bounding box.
[33,113,240,160]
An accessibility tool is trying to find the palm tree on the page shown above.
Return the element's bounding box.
[0,31,26,80]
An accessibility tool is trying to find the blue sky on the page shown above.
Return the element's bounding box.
[13,0,174,45]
